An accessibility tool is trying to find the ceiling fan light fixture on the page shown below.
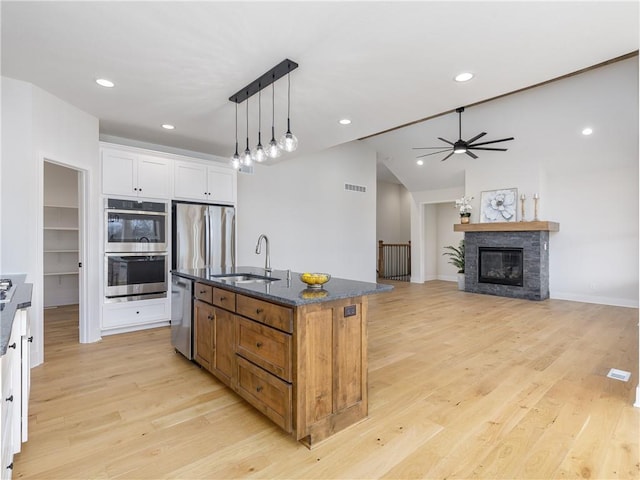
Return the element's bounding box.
[453,141,467,154]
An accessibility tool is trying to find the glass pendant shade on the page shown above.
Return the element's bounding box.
[279,119,298,152]
[266,82,281,158]
[230,103,241,169]
[242,146,253,166]
[278,71,298,153]
[253,135,266,162]
[252,88,267,162]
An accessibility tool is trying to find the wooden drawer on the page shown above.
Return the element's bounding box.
[236,317,292,382]
[236,357,292,433]
[236,294,293,333]
[212,287,236,311]
[194,282,213,303]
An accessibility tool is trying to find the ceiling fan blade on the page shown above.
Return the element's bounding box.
[469,137,514,147]
[465,132,486,144]
[440,151,455,162]
[468,147,508,151]
[437,137,455,146]
[465,150,478,159]
[416,148,452,158]
[412,146,454,150]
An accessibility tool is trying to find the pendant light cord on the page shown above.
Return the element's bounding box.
[245,91,249,150]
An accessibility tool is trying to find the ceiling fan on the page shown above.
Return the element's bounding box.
[413,107,514,161]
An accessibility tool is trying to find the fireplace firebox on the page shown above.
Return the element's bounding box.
[478,247,523,286]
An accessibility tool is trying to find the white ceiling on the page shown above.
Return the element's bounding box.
[1,1,638,189]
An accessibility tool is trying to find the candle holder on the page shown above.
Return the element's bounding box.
[520,194,526,222]
[533,193,540,221]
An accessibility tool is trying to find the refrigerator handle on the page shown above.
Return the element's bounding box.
[204,208,211,268]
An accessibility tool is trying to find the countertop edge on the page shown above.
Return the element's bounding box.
[172,268,394,307]
[0,275,33,356]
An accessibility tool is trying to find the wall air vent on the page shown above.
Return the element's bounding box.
[344,183,366,193]
[238,165,254,175]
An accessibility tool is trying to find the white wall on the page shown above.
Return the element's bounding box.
[462,58,638,307]
[1,77,100,366]
[437,203,464,280]
[236,141,377,282]
[376,181,411,244]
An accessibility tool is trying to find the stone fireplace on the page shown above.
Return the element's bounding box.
[454,221,559,301]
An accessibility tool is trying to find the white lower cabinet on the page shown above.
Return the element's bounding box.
[102,298,169,333]
[1,308,30,480]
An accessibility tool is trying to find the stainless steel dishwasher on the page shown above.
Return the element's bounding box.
[170,274,193,359]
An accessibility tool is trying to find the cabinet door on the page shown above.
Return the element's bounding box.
[194,300,214,371]
[137,155,170,199]
[212,308,235,386]
[102,149,136,196]
[207,166,236,204]
[174,162,207,201]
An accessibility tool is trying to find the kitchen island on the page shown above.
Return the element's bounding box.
[173,267,393,448]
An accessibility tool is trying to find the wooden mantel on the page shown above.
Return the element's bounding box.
[454,221,560,232]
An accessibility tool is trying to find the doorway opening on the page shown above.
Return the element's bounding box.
[43,161,85,346]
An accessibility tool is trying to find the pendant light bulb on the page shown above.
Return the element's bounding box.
[279,69,298,153]
[266,79,282,159]
[230,102,241,169]
[242,96,253,166]
[252,87,266,162]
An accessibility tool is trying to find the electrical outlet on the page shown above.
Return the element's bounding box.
[344,305,357,317]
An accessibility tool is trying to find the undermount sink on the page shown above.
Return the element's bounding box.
[211,273,280,284]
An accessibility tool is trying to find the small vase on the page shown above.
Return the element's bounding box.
[460,214,471,224]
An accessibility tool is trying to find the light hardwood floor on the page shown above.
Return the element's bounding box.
[16,282,640,479]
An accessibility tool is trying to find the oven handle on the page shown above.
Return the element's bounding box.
[105,209,167,216]
[105,252,168,257]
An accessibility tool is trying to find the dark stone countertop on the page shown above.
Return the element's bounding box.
[0,274,33,356]
[172,266,393,307]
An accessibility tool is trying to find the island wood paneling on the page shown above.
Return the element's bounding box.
[15,284,639,479]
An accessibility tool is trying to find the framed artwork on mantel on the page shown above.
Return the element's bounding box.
[480,188,518,223]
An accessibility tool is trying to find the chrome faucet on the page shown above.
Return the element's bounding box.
[255,234,271,275]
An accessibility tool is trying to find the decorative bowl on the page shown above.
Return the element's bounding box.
[299,272,331,289]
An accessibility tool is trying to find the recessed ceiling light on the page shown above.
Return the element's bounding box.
[162,124,175,130]
[96,78,114,88]
[582,127,593,136]
[416,159,424,166]
[454,72,474,82]
[339,118,352,125]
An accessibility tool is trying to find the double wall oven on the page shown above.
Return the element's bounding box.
[104,198,168,302]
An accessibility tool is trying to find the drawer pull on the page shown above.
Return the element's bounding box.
[28,336,33,343]
[207,314,213,320]
[8,343,16,349]
[256,342,263,348]
[256,308,264,314]
[5,395,13,402]
[7,463,13,470]
[256,386,263,393]
[220,296,227,301]
[199,290,207,294]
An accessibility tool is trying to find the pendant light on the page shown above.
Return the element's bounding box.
[252,86,266,162]
[266,76,282,159]
[241,93,253,166]
[230,102,240,169]
[278,68,298,153]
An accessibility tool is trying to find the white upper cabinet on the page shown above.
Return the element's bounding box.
[102,147,170,199]
[174,160,236,204]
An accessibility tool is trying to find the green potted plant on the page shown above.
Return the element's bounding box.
[443,239,465,290]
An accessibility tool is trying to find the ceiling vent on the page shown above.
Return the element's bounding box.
[345,183,366,193]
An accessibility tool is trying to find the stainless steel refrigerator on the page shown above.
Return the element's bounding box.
[171,202,236,271]
[170,201,235,359]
